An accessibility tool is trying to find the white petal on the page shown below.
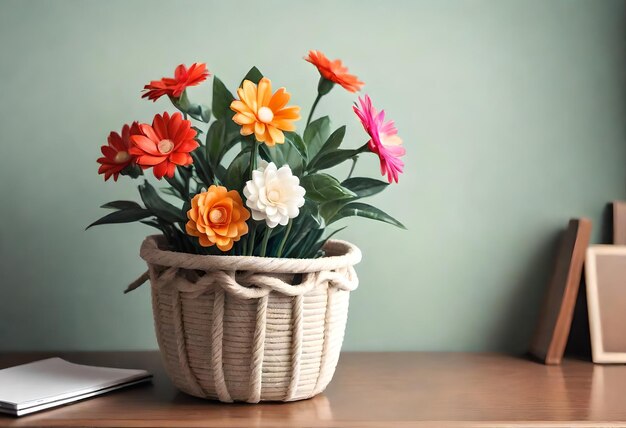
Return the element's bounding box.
[251,209,266,221]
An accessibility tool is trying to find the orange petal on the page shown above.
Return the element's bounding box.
[266,125,285,145]
[233,113,255,125]
[272,119,296,132]
[254,122,266,141]
[268,87,290,111]
[231,99,253,114]
[257,77,272,108]
[274,106,301,120]
[240,123,255,136]
[242,80,257,112]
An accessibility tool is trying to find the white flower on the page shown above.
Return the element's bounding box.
[243,162,306,228]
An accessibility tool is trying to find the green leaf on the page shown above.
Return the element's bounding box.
[303,116,330,160]
[212,76,235,121]
[224,149,251,191]
[309,148,359,172]
[140,219,162,230]
[300,173,356,203]
[159,187,179,197]
[87,208,152,229]
[319,199,352,224]
[187,104,211,122]
[329,202,406,229]
[284,131,307,161]
[308,126,345,167]
[305,226,346,259]
[341,177,389,198]
[100,200,142,210]
[240,66,264,86]
[164,174,186,199]
[138,181,186,224]
[206,120,225,168]
[260,141,304,174]
[190,149,213,187]
[170,92,211,123]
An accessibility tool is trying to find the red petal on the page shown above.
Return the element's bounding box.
[101,145,117,159]
[153,113,168,139]
[152,161,168,179]
[176,140,199,153]
[169,152,189,165]
[131,135,160,155]
[108,132,125,151]
[166,162,176,178]
[136,154,166,166]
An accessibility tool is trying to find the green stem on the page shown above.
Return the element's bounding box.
[347,156,358,180]
[259,227,272,257]
[241,234,248,256]
[247,223,257,256]
[249,140,259,179]
[306,93,322,127]
[276,220,293,258]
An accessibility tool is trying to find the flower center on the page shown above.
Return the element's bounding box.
[267,189,281,203]
[257,107,274,124]
[114,151,130,164]
[157,139,175,154]
[209,208,226,224]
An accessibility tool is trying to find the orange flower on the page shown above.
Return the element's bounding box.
[142,63,209,101]
[129,112,199,179]
[97,122,141,181]
[230,77,301,146]
[305,50,364,93]
[186,185,250,251]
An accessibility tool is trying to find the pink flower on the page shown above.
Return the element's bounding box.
[353,95,405,183]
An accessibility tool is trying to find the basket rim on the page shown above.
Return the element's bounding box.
[140,235,362,273]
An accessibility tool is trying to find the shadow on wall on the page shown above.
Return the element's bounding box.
[491,230,563,353]
[566,203,614,359]
[492,203,614,355]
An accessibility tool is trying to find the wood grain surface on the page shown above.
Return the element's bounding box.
[0,351,623,427]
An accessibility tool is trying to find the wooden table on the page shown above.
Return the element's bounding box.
[0,352,624,427]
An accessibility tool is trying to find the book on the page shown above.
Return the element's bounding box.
[0,358,152,416]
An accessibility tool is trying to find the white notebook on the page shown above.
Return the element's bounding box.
[0,358,152,416]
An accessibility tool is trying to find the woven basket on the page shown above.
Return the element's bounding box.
[139,235,361,403]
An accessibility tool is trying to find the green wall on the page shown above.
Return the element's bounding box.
[0,0,624,352]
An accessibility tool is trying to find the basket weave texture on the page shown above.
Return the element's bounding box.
[140,235,361,403]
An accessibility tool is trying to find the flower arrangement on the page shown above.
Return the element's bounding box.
[91,51,406,258]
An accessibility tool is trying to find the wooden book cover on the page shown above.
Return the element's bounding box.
[529,218,592,365]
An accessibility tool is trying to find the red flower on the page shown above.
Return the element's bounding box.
[305,50,364,93]
[97,122,141,181]
[141,63,209,101]
[130,112,199,179]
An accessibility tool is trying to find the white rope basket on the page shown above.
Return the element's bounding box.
[139,235,361,403]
